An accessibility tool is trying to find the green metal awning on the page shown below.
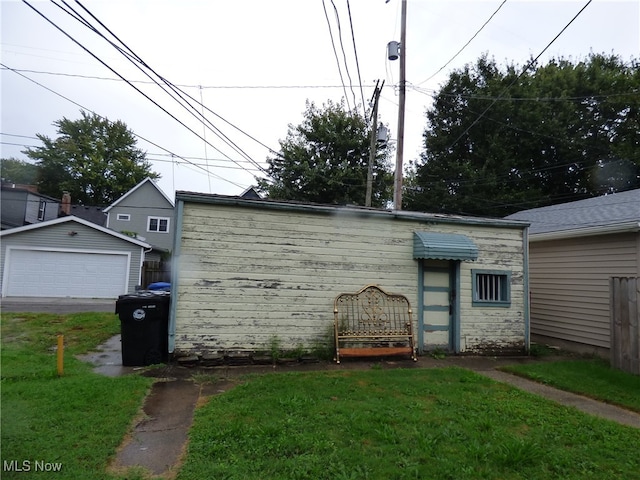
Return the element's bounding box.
[413,232,478,261]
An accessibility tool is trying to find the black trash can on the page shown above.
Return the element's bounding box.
[115,291,170,366]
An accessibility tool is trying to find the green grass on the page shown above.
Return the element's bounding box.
[3,312,640,480]
[502,358,640,413]
[1,312,153,480]
[179,368,640,480]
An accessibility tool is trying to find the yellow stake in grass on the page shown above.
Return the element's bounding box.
[57,335,64,376]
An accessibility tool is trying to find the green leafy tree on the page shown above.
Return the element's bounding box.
[0,158,39,185]
[24,110,158,205]
[405,53,640,216]
[258,100,393,207]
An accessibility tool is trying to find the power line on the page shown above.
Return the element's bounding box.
[49,0,267,176]
[0,67,376,89]
[417,0,508,86]
[1,63,246,189]
[443,0,594,153]
[410,83,638,102]
[346,0,368,121]
[67,0,268,172]
[21,0,252,182]
[329,0,357,110]
[0,140,263,172]
[321,0,352,111]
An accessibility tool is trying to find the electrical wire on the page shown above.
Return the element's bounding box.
[0,67,378,89]
[1,63,247,189]
[443,0,594,153]
[417,0,508,86]
[330,0,357,110]
[21,0,255,182]
[346,0,368,121]
[321,0,352,111]
[49,0,267,175]
[68,0,270,171]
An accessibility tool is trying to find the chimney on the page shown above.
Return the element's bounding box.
[60,191,71,216]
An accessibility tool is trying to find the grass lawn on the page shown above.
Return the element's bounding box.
[501,358,640,413]
[3,313,640,480]
[1,312,153,480]
[179,368,640,480]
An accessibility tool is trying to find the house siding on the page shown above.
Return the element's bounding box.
[0,221,145,294]
[107,182,174,250]
[173,202,526,356]
[0,190,58,229]
[529,232,640,349]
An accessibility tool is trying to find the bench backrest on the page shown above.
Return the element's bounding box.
[334,285,413,337]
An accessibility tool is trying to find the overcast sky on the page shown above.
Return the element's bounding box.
[1,0,638,202]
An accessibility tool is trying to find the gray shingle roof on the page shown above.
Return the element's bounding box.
[505,189,640,235]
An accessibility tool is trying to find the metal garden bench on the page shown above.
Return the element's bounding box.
[333,284,417,364]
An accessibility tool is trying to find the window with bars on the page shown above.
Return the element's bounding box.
[472,270,511,307]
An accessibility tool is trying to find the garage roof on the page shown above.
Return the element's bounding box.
[0,216,152,248]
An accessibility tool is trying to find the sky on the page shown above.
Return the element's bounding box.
[1,0,638,203]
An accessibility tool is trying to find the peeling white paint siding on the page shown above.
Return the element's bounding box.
[174,202,526,356]
[457,228,526,352]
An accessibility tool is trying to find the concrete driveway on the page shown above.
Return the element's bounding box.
[0,297,116,314]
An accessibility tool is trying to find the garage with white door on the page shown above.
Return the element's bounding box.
[1,216,152,299]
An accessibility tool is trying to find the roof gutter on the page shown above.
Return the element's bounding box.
[530,221,640,242]
[175,191,529,230]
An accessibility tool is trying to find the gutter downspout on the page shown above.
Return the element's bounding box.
[523,227,530,353]
[168,199,184,354]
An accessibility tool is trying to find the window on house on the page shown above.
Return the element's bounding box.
[148,216,170,233]
[37,200,46,221]
[117,213,131,221]
[472,270,511,307]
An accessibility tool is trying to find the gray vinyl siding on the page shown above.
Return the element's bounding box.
[173,202,526,356]
[0,190,27,228]
[25,193,59,224]
[0,221,145,294]
[0,190,58,228]
[107,182,174,251]
[529,232,640,348]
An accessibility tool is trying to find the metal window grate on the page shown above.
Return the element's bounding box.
[476,274,505,302]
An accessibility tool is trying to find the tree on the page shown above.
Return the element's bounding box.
[405,53,640,216]
[0,158,39,185]
[24,111,158,205]
[257,100,393,207]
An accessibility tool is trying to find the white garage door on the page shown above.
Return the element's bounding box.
[4,249,130,298]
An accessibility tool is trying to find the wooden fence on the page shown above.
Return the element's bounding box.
[141,260,171,288]
[610,277,640,375]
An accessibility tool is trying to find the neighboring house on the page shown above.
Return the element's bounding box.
[168,193,530,358]
[103,178,175,252]
[0,185,59,230]
[506,189,640,356]
[0,216,152,298]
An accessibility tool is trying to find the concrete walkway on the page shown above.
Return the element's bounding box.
[79,338,640,478]
[480,370,640,429]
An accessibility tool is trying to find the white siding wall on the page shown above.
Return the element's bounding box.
[174,203,526,356]
[529,232,640,348]
[457,228,526,353]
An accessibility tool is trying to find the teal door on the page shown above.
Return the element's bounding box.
[419,260,456,352]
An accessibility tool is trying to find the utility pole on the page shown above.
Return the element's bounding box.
[393,0,407,210]
[366,80,384,207]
